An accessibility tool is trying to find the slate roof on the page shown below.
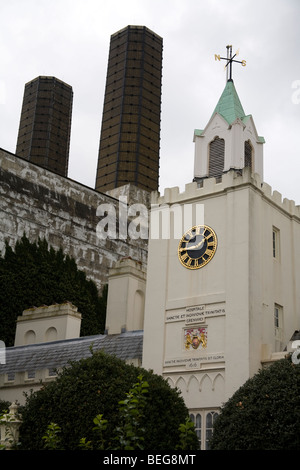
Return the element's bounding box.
[0,330,143,377]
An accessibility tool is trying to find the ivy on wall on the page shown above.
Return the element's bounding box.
[0,234,107,347]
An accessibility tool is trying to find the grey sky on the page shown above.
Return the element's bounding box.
[1,0,299,202]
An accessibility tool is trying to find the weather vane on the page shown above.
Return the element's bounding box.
[215,45,246,81]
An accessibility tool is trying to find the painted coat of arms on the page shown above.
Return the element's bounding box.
[184,327,207,350]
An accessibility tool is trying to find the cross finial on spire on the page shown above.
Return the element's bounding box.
[215,45,246,82]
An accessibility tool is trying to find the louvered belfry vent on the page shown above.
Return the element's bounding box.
[208,137,225,178]
[244,140,252,170]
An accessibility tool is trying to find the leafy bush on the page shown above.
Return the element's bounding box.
[19,351,199,450]
[42,375,149,450]
[210,355,300,450]
[0,234,107,346]
[0,400,11,415]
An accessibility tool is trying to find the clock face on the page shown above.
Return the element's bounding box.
[178,225,217,270]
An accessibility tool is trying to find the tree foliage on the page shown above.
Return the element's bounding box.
[43,375,150,451]
[0,400,11,415]
[0,234,107,346]
[210,355,300,450]
[19,351,199,450]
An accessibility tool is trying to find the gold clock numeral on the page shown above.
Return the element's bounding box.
[189,228,195,237]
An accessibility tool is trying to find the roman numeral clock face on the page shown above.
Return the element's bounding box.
[178,225,217,270]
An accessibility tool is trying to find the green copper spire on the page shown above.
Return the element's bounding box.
[212,80,246,125]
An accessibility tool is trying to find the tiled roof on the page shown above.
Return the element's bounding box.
[0,331,143,376]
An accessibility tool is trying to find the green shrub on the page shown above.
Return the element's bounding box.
[0,400,11,415]
[19,351,199,450]
[210,355,300,450]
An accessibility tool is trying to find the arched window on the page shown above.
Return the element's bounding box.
[133,289,145,330]
[205,411,219,450]
[208,137,225,178]
[24,330,36,345]
[45,327,57,342]
[244,140,253,171]
[190,413,202,448]
[190,410,219,450]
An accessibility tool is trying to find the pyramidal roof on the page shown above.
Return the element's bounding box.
[212,79,246,124]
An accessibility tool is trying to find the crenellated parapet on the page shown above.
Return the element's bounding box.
[153,167,300,219]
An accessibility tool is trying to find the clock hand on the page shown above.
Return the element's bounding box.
[194,239,205,249]
[180,238,205,252]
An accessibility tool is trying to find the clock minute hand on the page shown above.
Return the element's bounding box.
[195,238,205,249]
[180,238,205,252]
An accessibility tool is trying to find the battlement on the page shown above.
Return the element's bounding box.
[153,167,300,220]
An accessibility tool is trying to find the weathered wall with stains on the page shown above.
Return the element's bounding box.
[0,148,148,290]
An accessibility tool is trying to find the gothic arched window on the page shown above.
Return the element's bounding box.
[208,137,225,178]
[190,410,219,450]
[244,140,253,171]
[205,411,219,450]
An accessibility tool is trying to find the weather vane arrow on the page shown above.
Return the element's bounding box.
[215,45,246,81]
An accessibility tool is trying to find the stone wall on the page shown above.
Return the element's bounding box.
[0,148,148,290]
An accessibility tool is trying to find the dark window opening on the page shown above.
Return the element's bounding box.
[208,137,225,178]
[244,140,253,171]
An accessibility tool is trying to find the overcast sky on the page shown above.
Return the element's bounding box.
[1,0,299,203]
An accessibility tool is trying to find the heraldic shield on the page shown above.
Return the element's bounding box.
[184,327,207,350]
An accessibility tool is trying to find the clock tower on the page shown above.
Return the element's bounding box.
[142,53,300,449]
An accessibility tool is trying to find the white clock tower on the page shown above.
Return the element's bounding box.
[142,55,300,449]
